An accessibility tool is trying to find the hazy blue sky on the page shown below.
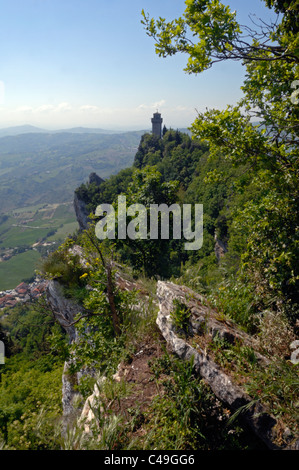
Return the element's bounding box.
[0,0,277,130]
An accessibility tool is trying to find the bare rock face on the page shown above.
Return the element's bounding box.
[214,235,228,261]
[73,192,91,232]
[46,280,85,430]
[46,280,80,341]
[156,280,297,450]
[45,270,145,432]
[88,172,105,186]
[73,172,104,231]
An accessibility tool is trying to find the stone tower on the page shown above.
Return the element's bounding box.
[151,111,163,138]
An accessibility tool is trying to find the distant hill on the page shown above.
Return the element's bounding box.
[0,125,125,138]
[56,127,119,134]
[0,125,48,137]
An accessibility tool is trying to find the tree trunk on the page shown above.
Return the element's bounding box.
[106,261,121,337]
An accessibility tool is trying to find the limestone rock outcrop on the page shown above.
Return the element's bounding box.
[156,280,298,450]
[73,172,104,231]
[45,265,147,431]
[46,279,86,429]
[214,235,228,261]
[88,172,105,186]
[73,192,91,232]
[46,280,80,341]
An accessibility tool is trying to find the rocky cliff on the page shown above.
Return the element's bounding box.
[73,192,90,232]
[73,172,105,231]
[44,258,148,433]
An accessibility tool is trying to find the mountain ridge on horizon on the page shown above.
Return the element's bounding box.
[0,124,192,138]
[0,124,133,138]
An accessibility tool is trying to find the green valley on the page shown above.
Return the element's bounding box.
[0,130,144,214]
[0,130,144,289]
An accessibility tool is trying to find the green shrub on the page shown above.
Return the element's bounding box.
[208,276,259,332]
[39,249,87,287]
[170,299,192,332]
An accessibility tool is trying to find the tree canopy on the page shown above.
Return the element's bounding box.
[142,0,299,319]
[142,0,299,72]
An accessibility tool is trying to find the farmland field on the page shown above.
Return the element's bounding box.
[0,202,78,290]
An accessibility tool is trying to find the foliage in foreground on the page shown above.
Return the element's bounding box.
[0,303,66,449]
[61,353,262,451]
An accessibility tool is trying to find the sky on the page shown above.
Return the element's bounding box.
[0,0,278,131]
